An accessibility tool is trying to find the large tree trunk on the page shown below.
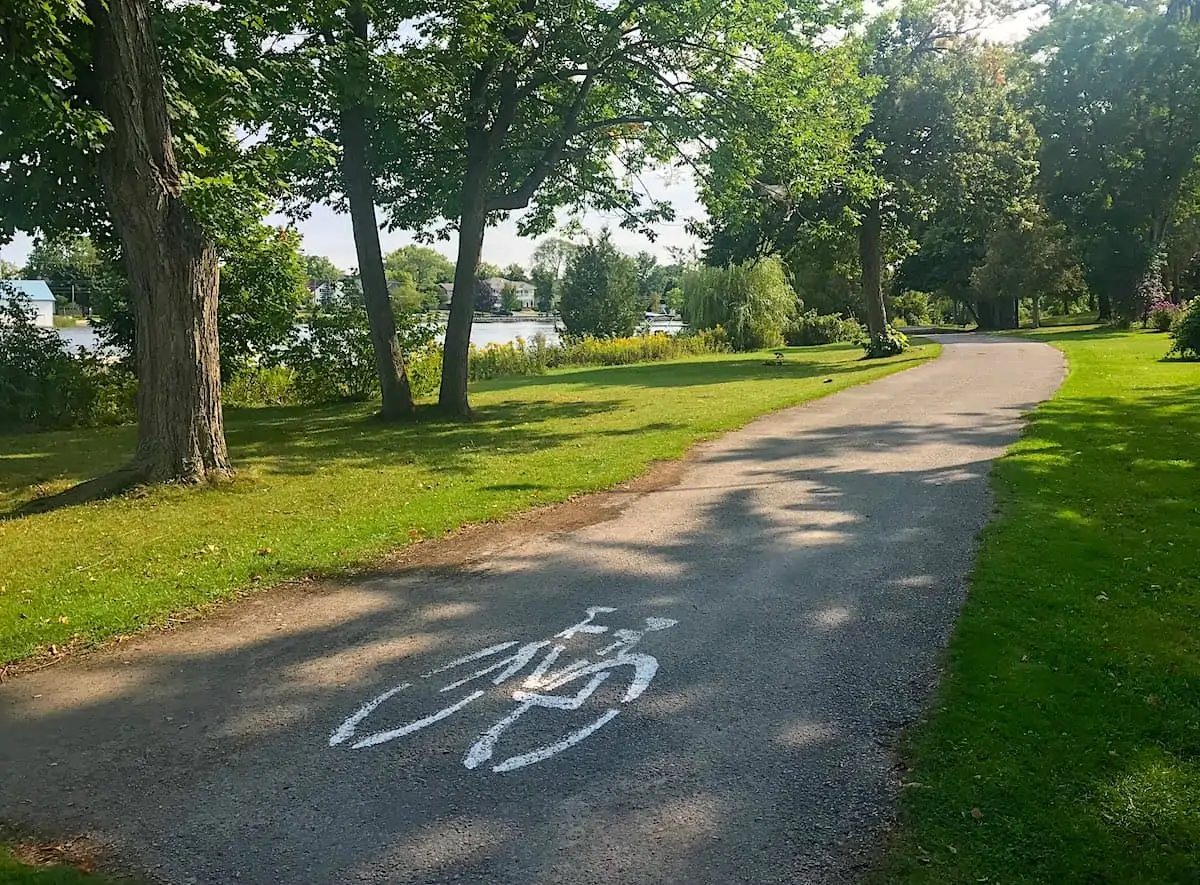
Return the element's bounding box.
[858,198,888,337]
[438,141,490,417]
[341,2,414,420]
[1097,291,1112,321]
[87,0,231,484]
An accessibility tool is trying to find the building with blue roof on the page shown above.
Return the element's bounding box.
[0,280,56,328]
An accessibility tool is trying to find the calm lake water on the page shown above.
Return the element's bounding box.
[58,318,684,352]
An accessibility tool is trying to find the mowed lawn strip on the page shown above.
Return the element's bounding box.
[879,328,1200,884]
[0,343,935,668]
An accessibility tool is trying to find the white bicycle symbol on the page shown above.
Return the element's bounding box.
[329,607,678,773]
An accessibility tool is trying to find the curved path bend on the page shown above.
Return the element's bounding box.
[1,336,1065,884]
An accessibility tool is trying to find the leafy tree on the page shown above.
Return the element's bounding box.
[502,263,529,282]
[0,0,246,483]
[634,252,659,310]
[1164,169,1200,299]
[971,206,1087,327]
[683,258,796,350]
[473,280,499,312]
[477,262,504,281]
[702,3,1036,338]
[22,233,104,312]
[366,0,855,416]
[216,226,309,379]
[0,259,19,279]
[559,233,640,339]
[387,270,427,313]
[245,0,419,419]
[92,223,310,381]
[640,260,684,312]
[383,245,453,311]
[531,238,577,279]
[857,11,1041,335]
[304,254,344,285]
[500,285,522,313]
[784,217,865,319]
[530,237,577,312]
[0,293,127,431]
[532,269,557,314]
[383,245,454,296]
[1029,1,1200,324]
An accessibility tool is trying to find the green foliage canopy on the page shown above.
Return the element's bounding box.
[1029,1,1200,323]
[559,232,640,339]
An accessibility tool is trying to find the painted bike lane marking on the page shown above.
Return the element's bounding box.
[329,607,677,773]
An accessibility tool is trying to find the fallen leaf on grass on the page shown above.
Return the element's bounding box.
[971,807,984,820]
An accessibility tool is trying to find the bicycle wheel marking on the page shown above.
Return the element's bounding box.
[328,606,678,773]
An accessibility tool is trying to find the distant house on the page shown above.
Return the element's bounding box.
[481,277,536,311]
[1,280,56,328]
[437,278,536,311]
[306,279,341,304]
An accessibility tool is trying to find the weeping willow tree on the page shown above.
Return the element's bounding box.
[682,258,797,351]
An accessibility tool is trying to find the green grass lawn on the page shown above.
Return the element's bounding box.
[879,327,1200,883]
[0,343,935,670]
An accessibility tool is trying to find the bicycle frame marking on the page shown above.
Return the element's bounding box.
[329,607,677,773]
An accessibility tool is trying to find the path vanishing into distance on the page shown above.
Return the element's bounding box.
[1,336,1065,884]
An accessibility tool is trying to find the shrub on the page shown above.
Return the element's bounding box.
[278,299,439,405]
[1168,299,1200,360]
[280,301,377,403]
[87,359,137,425]
[891,290,931,325]
[0,294,134,431]
[90,223,309,380]
[863,326,909,359]
[1147,300,1181,332]
[553,328,729,367]
[786,310,862,346]
[559,232,640,338]
[405,346,443,398]
[401,328,731,394]
[469,339,550,381]
[223,366,297,407]
[683,258,796,351]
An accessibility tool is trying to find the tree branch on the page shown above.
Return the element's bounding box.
[486,72,596,211]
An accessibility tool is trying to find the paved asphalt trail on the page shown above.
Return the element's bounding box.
[1,336,1064,884]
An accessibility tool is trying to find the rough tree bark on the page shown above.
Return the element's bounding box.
[87,0,231,484]
[438,136,490,417]
[341,2,414,420]
[858,197,889,337]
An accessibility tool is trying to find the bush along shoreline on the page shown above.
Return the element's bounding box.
[252,325,733,407]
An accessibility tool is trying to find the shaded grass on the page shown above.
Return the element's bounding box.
[0,343,935,668]
[1027,311,1101,328]
[878,328,1200,884]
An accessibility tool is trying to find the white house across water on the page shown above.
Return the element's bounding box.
[1,280,56,328]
